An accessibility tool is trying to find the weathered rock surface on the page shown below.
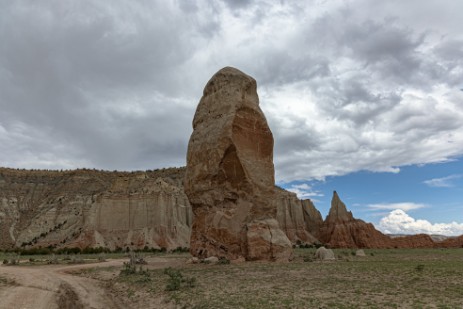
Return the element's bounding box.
[315,246,335,260]
[435,235,463,248]
[184,67,292,261]
[275,187,322,244]
[0,167,192,251]
[391,234,436,248]
[0,166,324,252]
[319,191,463,249]
[319,191,393,248]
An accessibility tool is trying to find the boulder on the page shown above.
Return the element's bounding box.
[184,67,292,261]
[315,246,335,261]
[355,249,366,257]
[204,256,219,263]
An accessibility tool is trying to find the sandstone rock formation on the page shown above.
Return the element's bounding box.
[318,191,461,249]
[184,67,292,261]
[390,234,436,248]
[315,246,335,260]
[435,235,463,248]
[0,167,192,251]
[319,191,393,248]
[275,187,322,244]
[0,166,323,252]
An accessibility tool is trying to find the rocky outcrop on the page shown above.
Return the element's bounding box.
[0,167,192,251]
[319,191,393,248]
[318,191,463,249]
[275,187,322,244]
[435,235,463,248]
[184,67,292,261]
[391,234,435,248]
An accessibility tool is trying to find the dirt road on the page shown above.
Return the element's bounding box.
[0,259,126,309]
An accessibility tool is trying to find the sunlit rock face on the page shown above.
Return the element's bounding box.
[275,187,322,244]
[0,168,192,251]
[319,191,395,248]
[184,67,292,261]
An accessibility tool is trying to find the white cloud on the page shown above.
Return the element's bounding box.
[423,175,461,187]
[368,202,426,211]
[377,209,463,236]
[285,183,324,200]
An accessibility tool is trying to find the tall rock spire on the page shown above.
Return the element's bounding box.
[325,191,354,223]
[184,67,292,261]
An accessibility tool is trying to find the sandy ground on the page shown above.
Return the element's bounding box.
[0,259,126,309]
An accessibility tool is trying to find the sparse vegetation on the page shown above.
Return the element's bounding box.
[163,267,197,291]
[2,247,463,308]
[104,248,463,308]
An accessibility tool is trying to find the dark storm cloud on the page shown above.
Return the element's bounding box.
[0,0,462,181]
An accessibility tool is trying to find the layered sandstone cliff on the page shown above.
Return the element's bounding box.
[0,167,192,250]
[275,187,322,244]
[185,67,293,261]
[0,166,324,252]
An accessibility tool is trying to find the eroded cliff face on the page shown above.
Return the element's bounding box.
[0,167,192,250]
[0,166,324,252]
[275,187,322,244]
[2,168,457,251]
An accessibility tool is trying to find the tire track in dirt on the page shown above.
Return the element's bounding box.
[0,259,125,309]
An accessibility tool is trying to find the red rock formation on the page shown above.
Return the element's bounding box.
[435,235,463,248]
[319,191,393,248]
[184,67,292,261]
[390,234,436,248]
[319,191,463,249]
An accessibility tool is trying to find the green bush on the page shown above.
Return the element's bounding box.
[163,267,196,291]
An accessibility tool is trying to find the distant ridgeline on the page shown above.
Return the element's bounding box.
[0,167,462,253]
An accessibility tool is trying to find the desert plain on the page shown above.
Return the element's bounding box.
[1,247,463,308]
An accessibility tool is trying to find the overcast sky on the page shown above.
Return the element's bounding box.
[1,1,462,234]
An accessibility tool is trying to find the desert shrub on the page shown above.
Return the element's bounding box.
[171,247,189,253]
[163,267,196,291]
[82,246,109,254]
[218,257,230,265]
[303,256,314,262]
[120,261,137,275]
[127,251,147,265]
[69,254,83,264]
[164,267,182,291]
[98,253,106,262]
[2,259,8,265]
[415,264,425,272]
[47,254,58,264]
[184,276,197,288]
